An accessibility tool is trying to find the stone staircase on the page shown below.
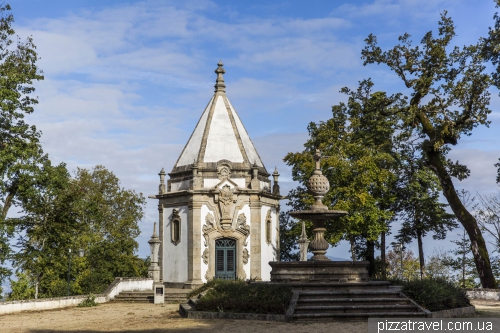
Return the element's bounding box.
[287,281,429,321]
[111,288,189,304]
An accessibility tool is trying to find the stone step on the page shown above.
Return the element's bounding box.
[294,304,420,314]
[289,281,397,291]
[297,297,412,306]
[287,282,428,321]
[111,290,189,304]
[298,290,402,299]
[293,311,428,321]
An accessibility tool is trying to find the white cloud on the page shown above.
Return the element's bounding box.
[448,148,500,195]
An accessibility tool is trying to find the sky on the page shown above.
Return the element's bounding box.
[5,0,500,271]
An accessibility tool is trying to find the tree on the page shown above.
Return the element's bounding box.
[278,211,300,261]
[12,165,147,298]
[442,229,480,288]
[284,80,402,269]
[11,162,84,298]
[476,192,500,251]
[71,166,147,293]
[386,249,420,281]
[481,0,500,89]
[395,147,457,278]
[425,249,455,280]
[0,3,45,292]
[8,271,35,300]
[362,11,497,288]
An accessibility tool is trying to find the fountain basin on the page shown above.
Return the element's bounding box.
[289,209,348,261]
[289,210,347,220]
[269,260,369,283]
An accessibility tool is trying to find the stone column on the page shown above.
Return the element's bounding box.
[275,204,281,262]
[250,194,262,280]
[158,203,164,282]
[148,222,161,282]
[185,195,203,289]
[298,221,310,261]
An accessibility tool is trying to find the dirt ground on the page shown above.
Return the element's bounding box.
[0,300,498,333]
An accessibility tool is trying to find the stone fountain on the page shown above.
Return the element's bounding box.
[269,149,369,283]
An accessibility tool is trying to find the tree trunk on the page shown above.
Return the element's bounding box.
[1,187,16,220]
[366,239,375,277]
[427,150,497,288]
[417,228,425,280]
[349,235,356,261]
[35,280,39,300]
[462,228,467,288]
[381,231,386,279]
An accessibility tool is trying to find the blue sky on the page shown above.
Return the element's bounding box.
[6,0,500,265]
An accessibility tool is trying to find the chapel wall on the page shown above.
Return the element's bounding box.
[162,205,189,283]
[260,205,278,281]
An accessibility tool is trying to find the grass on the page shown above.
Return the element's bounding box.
[77,294,99,307]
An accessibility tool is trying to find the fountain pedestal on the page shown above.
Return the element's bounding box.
[269,208,369,283]
[269,149,369,283]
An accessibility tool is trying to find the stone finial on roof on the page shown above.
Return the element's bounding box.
[214,60,226,93]
[272,167,280,195]
[158,168,167,194]
[153,222,158,238]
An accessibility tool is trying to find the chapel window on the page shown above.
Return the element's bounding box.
[171,209,181,245]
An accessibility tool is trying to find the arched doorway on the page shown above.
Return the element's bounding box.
[215,238,236,280]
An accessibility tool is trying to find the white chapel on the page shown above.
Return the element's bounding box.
[152,62,282,289]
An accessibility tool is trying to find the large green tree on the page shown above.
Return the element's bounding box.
[11,161,79,298]
[284,80,402,271]
[11,165,147,298]
[395,147,457,278]
[361,10,498,288]
[71,166,147,294]
[0,3,45,293]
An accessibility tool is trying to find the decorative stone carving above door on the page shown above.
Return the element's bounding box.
[216,185,236,229]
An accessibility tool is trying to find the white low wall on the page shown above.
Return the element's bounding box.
[102,277,153,300]
[465,288,500,301]
[0,277,153,315]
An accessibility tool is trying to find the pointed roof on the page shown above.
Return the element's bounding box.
[173,62,265,170]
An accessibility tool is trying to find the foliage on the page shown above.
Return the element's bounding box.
[362,9,498,288]
[395,147,457,276]
[476,192,500,251]
[0,3,44,293]
[386,249,420,281]
[11,162,80,298]
[187,279,219,299]
[283,79,455,275]
[11,165,146,297]
[284,80,402,249]
[77,294,99,307]
[195,280,293,314]
[8,271,35,300]
[425,249,456,280]
[395,278,471,312]
[442,230,480,288]
[278,211,300,261]
[71,166,147,294]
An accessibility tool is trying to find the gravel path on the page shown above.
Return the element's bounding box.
[0,300,497,333]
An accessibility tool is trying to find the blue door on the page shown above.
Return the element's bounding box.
[215,238,236,280]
